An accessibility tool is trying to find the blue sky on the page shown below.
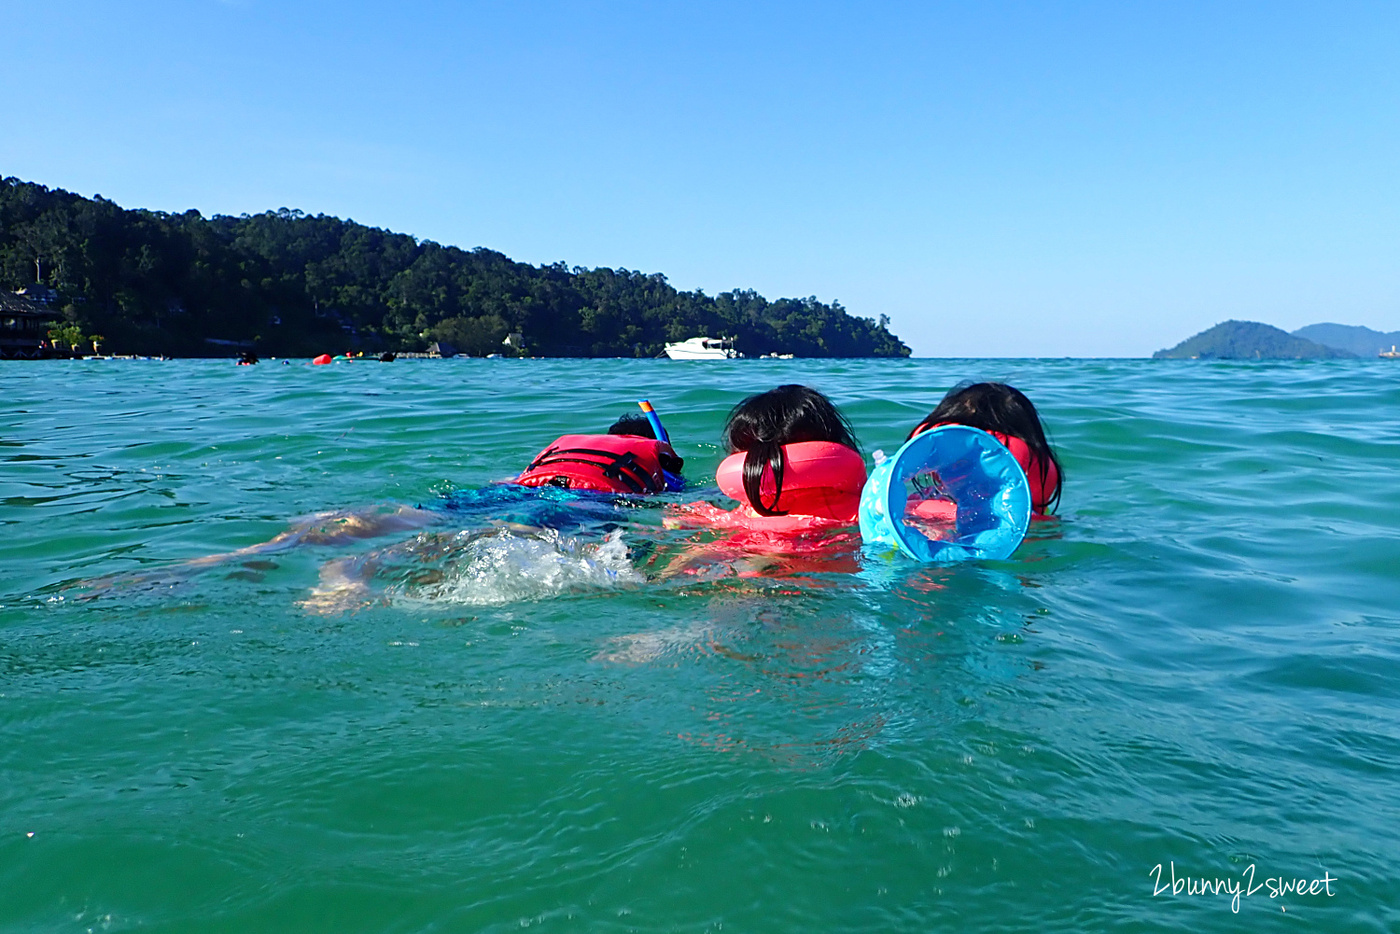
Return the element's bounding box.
[4,1,1398,356]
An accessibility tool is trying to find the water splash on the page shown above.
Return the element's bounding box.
[390,527,642,606]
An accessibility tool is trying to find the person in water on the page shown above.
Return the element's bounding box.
[513,413,684,495]
[720,384,864,524]
[174,409,685,575]
[289,411,684,611]
[663,385,866,573]
[906,381,1062,516]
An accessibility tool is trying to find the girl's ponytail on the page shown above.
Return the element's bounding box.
[743,440,788,516]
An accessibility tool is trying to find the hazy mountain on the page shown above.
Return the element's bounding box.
[1292,323,1400,357]
[1154,320,1355,360]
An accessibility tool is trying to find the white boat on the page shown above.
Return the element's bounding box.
[663,336,743,360]
[1380,345,1399,359]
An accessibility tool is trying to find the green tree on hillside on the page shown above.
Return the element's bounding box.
[0,176,912,359]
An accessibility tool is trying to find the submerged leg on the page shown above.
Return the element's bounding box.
[181,504,439,568]
[299,554,378,615]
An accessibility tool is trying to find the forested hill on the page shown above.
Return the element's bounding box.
[0,177,910,358]
[1153,320,1353,360]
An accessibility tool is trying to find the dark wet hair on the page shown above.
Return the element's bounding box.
[723,384,858,516]
[608,413,656,438]
[908,381,1062,513]
[608,412,685,478]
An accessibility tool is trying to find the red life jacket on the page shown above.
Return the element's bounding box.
[917,424,1059,516]
[987,433,1059,516]
[514,434,678,494]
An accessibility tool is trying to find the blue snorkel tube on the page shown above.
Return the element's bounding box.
[636,399,669,444]
[637,400,684,492]
[859,425,1031,562]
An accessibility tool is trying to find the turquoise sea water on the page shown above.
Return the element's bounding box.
[2,358,1398,932]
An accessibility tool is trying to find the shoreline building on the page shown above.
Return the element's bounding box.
[0,291,57,359]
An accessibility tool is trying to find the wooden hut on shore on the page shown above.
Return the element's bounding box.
[0,292,57,359]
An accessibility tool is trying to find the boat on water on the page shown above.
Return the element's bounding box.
[663,336,743,360]
[1380,345,1399,359]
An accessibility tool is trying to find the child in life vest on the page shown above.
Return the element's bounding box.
[171,411,684,574]
[666,385,866,549]
[906,382,1062,517]
[512,413,684,495]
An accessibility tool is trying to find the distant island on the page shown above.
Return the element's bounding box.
[1290,323,1400,357]
[1154,320,1397,360]
[0,176,910,359]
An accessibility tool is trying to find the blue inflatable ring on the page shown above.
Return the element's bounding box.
[859,425,1032,562]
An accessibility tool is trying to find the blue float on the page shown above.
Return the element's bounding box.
[858,425,1031,562]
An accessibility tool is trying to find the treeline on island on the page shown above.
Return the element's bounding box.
[0,177,910,358]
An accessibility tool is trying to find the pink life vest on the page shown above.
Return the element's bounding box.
[668,441,867,535]
[514,434,677,495]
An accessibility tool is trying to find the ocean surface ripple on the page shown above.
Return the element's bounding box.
[1,358,1397,932]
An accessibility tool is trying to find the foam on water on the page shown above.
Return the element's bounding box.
[389,527,643,606]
